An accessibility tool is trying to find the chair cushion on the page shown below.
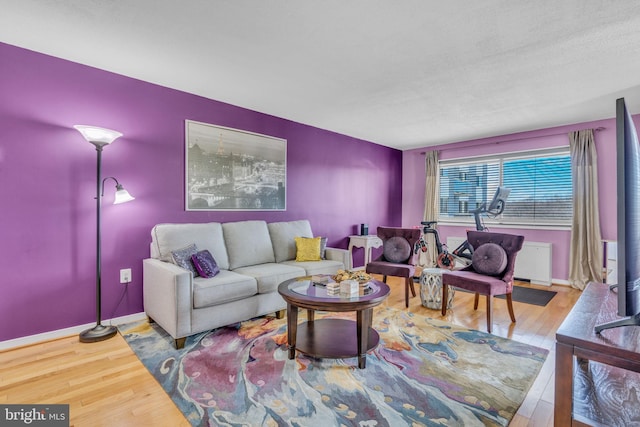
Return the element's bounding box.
[442,270,509,296]
[366,261,415,278]
[383,236,411,263]
[472,243,507,276]
[295,236,322,261]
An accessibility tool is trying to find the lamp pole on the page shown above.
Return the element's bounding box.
[80,142,117,342]
[74,125,132,343]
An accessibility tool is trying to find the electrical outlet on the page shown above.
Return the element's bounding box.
[120,268,132,284]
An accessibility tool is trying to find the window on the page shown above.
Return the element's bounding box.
[439,148,572,227]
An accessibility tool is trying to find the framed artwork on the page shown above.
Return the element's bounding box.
[185,120,286,211]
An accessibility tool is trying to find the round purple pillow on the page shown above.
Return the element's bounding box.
[383,236,411,263]
[472,243,507,276]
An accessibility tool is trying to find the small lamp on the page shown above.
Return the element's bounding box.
[75,125,134,343]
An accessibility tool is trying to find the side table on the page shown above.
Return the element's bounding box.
[348,235,383,269]
[420,268,455,309]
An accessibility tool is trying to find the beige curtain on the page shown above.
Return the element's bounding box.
[420,151,439,267]
[568,129,603,290]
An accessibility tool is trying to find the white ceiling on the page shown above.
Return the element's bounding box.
[2,1,640,150]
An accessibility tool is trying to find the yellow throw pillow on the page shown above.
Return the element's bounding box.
[295,236,322,262]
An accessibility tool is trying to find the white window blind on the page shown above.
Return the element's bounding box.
[439,148,572,226]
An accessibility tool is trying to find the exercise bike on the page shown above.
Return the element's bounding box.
[415,187,511,269]
[415,220,457,270]
[450,187,511,261]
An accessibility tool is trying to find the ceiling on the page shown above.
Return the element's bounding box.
[2,1,640,150]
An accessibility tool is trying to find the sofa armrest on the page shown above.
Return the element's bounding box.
[143,258,193,340]
[325,247,351,270]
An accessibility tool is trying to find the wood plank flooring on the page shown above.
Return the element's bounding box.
[0,276,581,426]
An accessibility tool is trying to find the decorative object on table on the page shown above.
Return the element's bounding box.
[339,279,359,295]
[359,223,368,235]
[442,231,525,333]
[74,125,135,343]
[185,120,286,211]
[333,269,372,284]
[420,267,455,309]
[120,306,548,426]
[365,227,421,307]
[326,282,340,295]
[310,274,330,284]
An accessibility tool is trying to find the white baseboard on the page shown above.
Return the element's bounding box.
[552,279,570,286]
[0,312,147,351]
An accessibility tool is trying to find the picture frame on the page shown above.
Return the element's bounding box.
[185,120,286,211]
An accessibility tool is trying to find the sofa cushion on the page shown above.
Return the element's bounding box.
[282,259,344,276]
[223,221,276,269]
[171,244,199,276]
[193,270,258,309]
[233,263,305,294]
[151,222,230,270]
[268,220,314,262]
[295,236,322,261]
[191,250,220,278]
[472,243,508,276]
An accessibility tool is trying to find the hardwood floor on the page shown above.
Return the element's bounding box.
[0,277,581,426]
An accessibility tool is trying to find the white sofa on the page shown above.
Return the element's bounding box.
[142,219,348,348]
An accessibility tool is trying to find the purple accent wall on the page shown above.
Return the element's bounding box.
[402,120,622,282]
[0,42,402,341]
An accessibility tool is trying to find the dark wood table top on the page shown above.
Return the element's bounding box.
[555,281,640,426]
[278,275,390,312]
[556,281,640,368]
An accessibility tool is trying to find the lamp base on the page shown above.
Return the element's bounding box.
[79,324,117,343]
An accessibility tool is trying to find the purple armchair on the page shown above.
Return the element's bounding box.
[365,227,422,307]
[441,231,524,333]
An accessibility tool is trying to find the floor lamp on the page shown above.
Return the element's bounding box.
[74,125,135,343]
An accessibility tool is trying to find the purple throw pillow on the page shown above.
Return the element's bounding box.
[191,250,220,278]
[319,236,327,259]
[171,244,199,276]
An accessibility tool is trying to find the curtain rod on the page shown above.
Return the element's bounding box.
[419,126,606,154]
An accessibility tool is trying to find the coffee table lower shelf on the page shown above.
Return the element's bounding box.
[294,318,379,359]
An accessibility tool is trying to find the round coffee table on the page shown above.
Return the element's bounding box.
[278,275,390,369]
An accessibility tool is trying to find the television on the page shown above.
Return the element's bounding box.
[595,97,640,333]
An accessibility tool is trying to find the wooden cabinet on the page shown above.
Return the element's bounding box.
[554,282,640,426]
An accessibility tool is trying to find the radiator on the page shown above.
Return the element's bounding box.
[446,237,552,286]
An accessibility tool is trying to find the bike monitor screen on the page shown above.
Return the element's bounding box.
[488,187,510,211]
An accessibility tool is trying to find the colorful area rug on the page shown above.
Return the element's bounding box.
[119,307,548,426]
